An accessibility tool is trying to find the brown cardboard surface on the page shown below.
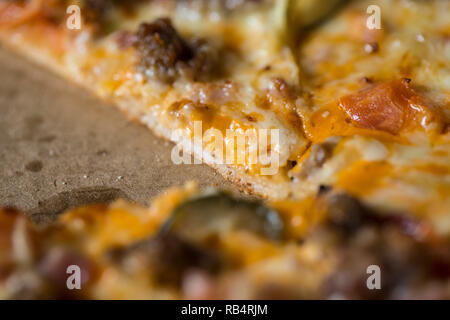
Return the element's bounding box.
[0,45,238,223]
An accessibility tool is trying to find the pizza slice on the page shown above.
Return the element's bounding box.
[0,1,449,242]
[0,0,359,199]
[1,183,449,299]
[0,0,317,199]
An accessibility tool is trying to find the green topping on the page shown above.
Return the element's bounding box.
[161,192,284,243]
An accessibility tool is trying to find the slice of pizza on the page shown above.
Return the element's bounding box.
[0,1,449,240]
[0,0,318,199]
[0,0,352,199]
[1,183,449,299]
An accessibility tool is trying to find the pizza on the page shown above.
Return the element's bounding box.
[0,183,449,299]
[0,0,449,299]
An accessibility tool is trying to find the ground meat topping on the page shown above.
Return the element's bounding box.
[290,137,340,181]
[133,18,220,83]
[108,233,222,286]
